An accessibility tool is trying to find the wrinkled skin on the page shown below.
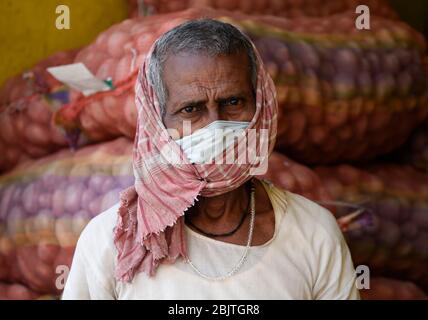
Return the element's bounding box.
[163,52,256,137]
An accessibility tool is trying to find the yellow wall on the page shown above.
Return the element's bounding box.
[0,0,129,86]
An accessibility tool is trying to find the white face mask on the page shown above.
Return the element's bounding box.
[175,120,249,164]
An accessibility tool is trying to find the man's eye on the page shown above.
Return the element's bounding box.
[229,98,240,105]
[222,97,242,107]
[181,105,198,114]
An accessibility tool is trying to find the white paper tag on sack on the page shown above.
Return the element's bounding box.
[47,63,112,96]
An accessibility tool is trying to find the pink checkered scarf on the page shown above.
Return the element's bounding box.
[113,42,278,283]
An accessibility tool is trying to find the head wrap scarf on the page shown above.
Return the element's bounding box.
[113,29,278,283]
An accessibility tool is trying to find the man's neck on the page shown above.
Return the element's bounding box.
[188,181,249,230]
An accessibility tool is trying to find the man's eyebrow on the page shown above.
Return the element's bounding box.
[175,99,207,110]
[174,92,249,111]
[215,92,247,103]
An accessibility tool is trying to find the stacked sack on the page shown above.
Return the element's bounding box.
[248,15,428,163]
[54,12,176,142]
[0,49,80,173]
[0,138,134,295]
[128,0,398,19]
[360,278,428,300]
[0,283,52,300]
[261,152,333,206]
[392,120,428,172]
[315,164,428,291]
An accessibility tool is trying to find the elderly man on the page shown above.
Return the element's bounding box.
[62,19,360,300]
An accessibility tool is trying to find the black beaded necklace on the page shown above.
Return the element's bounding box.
[185,179,254,238]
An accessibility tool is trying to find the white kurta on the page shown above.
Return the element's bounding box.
[62,179,360,300]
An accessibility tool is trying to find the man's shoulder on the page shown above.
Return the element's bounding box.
[76,203,120,252]
[87,202,120,231]
[288,191,340,235]
[67,203,120,296]
[268,182,343,245]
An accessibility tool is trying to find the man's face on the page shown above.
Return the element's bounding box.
[162,52,256,138]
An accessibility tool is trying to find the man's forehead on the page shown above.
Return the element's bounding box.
[165,51,248,70]
[163,53,251,87]
[174,79,243,91]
